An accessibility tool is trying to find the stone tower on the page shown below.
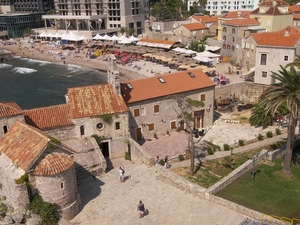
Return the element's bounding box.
[107,54,121,95]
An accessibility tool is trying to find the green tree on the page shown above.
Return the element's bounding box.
[189,40,206,52]
[174,97,205,175]
[285,55,300,68]
[46,9,55,15]
[119,27,127,35]
[255,65,300,175]
[128,28,136,35]
[23,28,33,37]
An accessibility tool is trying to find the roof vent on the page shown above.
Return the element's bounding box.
[188,72,195,78]
[158,77,166,83]
[126,83,133,89]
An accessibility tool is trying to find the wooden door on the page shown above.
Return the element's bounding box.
[136,127,142,141]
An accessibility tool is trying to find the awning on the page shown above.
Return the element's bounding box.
[147,42,160,47]
[158,43,173,49]
[137,41,148,46]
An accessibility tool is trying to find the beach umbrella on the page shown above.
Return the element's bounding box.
[92,33,102,40]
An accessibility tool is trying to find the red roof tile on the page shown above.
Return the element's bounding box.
[289,5,300,13]
[68,84,128,119]
[223,18,260,26]
[0,102,23,118]
[121,69,215,104]
[294,14,300,19]
[0,121,49,171]
[221,11,251,19]
[192,15,218,23]
[33,153,74,176]
[182,23,207,31]
[252,26,300,47]
[24,104,73,130]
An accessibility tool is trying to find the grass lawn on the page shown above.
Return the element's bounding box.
[216,157,300,219]
[171,153,249,188]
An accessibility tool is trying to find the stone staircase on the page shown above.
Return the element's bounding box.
[75,165,94,186]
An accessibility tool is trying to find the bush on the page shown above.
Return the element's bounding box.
[28,194,58,225]
[0,203,7,213]
[223,144,230,151]
[270,141,284,150]
[159,159,165,166]
[258,134,263,141]
[276,128,281,135]
[266,131,273,138]
[206,147,214,155]
[239,139,244,146]
[205,141,221,151]
[178,154,185,161]
[124,151,131,161]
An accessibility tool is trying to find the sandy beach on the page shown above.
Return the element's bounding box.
[1,38,246,84]
[1,38,180,82]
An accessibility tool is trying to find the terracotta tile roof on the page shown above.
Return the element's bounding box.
[289,5,300,13]
[24,104,73,130]
[68,84,128,118]
[182,23,207,31]
[0,121,49,171]
[220,11,251,19]
[121,69,215,104]
[223,18,260,26]
[33,153,74,176]
[0,102,23,118]
[294,14,300,19]
[252,26,300,47]
[137,38,177,45]
[192,15,218,23]
[259,0,289,6]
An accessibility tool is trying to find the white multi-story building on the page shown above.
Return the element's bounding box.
[205,0,260,15]
[42,0,150,36]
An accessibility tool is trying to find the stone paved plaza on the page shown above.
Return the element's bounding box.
[70,162,247,225]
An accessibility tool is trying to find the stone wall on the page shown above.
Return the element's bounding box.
[0,115,25,139]
[130,138,155,166]
[215,82,269,104]
[0,154,29,214]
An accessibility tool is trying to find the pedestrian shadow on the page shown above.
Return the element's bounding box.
[144,209,149,217]
[124,175,132,182]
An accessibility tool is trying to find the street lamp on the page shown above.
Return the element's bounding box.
[249,151,260,182]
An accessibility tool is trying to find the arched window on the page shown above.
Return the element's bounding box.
[232,46,235,51]
[232,28,235,34]
[80,125,85,136]
[227,45,230,49]
[223,44,226,49]
[3,126,8,134]
[223,27,227,32]
[223,36,226,41]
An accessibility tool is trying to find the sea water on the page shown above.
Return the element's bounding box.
[0,57,107,109]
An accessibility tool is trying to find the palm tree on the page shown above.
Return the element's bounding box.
[119,27,127,35]
[258,65,300,175]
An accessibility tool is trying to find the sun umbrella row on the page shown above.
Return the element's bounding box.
[92,34,139,43]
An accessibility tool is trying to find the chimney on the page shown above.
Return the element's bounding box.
[238,11,241,17]
[272,0,277,7]
[284,26,290,36]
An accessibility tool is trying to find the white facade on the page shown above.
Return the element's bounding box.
[206,0,259,15]
[254,47,295,85]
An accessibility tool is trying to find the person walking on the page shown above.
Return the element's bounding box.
[164,155,168,169]
[137,200,145,218]
[119,166,125,182]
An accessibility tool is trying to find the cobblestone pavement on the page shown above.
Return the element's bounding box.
[70,161,247,225]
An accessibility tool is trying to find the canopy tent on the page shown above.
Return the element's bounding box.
[128,35,139,42]
[62,32,83,41]
[110,34,120,41]
[118,35,131,44]
[45,32,54,38]
[93,33,102,40]
[61,33,68,39]
[100,34,111,41]
[80,35,89,41]
[53,33,62,39]
[205,45,221,52]
[39,32,48,38]
[193,56,212,63]
[196,51,220,58]
[172,47,197,55]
